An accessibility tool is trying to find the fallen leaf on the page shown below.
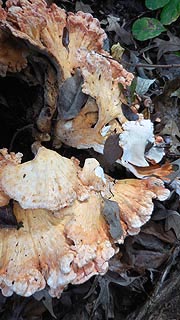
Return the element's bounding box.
[111,42,124,61]
[0,201,18,229]
[142,220,176,244]
[58,69,88,120]
[160,119,180,155]
[75,1,93,13]
[133,250,169,269]
[167,159,180,183]
[122,104,139,121]
[33,290,56,319]
[158,54,180,80]
[102,198,123,241]
[170,88,180,98]
[106,15,120,32]
[62,26,69,51]
[171,177,180,195]
[103,134,123,165]
[165,211,180,239]
[136,76,156,96]
[93,276,114,319]
[106,15,133,46]
[153,32,180,60]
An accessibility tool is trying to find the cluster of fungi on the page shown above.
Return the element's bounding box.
[0,0,172,298]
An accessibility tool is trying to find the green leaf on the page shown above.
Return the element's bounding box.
[145,0,170,10]
[129,78,137,103]
[132,18,166,41]
[160,0,180,25]
[174,51,180,57]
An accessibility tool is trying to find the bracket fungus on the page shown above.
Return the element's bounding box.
[0,147,170,297]
[54,50,132,153]
[0,0,165,174]
[0,199,115,298]
[0,30,28,76]
[0,146,88,210]
[0,0,173,299]
[0,0,108,82]
[0,0,134,144]
[0,148,22,207]
[0,0,108,135]
[109,177,170,235]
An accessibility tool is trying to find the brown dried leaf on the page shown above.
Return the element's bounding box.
[103,134,123,165]
[132,162,173,180]
[121,104,139,121]
[58,69,88,120]
[165,211,180,239]
[102,198,123,241]
[75,1,93,13]
[153,32,180,60]
[142,220,176,244]
[0,201,18,229]
[34,290,56,319]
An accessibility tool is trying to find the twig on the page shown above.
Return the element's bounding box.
[121,60,180,68]
[101,53,180,68]
[9,124,33,152]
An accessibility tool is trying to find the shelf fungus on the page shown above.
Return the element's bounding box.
[0,0,134,143]
[0,147,170,297]
[54,51,133,153]
[0,146,90,211]
[0,0,168,177]
[109,177,170,235]
[0,199,116,297]
[0,30,28,76]
[0,1,107,79]
[0,149,22,206]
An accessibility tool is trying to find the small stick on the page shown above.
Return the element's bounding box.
[9,124,33,152]
[100,53,180,68]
